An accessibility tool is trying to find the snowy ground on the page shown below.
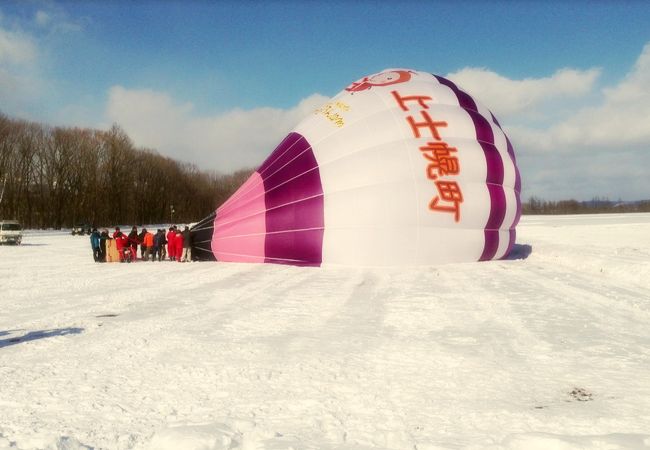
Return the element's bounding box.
[1,214,650,450]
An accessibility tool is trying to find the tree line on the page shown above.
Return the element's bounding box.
[0,113,252,229]
[523,196,650,215]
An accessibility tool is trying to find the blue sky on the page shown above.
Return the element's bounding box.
[1,0,650,200]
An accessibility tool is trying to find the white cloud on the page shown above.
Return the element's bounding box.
[0,28,36,65]
[508,43,650,153]
[459,43,650,201]
[33,6,84,34]
[0,5,86,120]
[447,66,601,118]
[552,43,650,147]
[106,86,328,172]
[0,26,41,115]
[35,10,52,27]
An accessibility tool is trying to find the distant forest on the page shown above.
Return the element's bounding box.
[0,113,252,229]
[1,112,648,229]
[522,197,650,214]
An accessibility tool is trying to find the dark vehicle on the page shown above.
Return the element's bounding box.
[71,223,92,235]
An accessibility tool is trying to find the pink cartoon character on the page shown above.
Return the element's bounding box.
[345,70,414,92]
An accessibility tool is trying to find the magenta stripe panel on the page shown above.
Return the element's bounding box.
[506,136,522,210]
[490,111,521,196]
[259,133,302,175]
[489,113,522,259]
[434,75,506,261]
[261,132,324,266]
[467,114,504,185]
[490,113,502,128]
[483,183,506,261]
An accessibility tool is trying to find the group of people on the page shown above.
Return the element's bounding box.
[90,225,192,263]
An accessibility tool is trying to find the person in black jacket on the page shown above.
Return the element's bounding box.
[137,227,147,259]
[99,229,111,262]
[154,229,167,261]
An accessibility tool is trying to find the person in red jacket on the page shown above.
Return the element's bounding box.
[114,231,125,259]
[174,228,184,262]
[167,226,177,261]
[114,231,133,262]
[112,227,122,239]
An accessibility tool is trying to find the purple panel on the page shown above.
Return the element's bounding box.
[480,183,506,261]
[490,111,502,128]
[435,75,506,261]
[264,229,324,267]
[468,109,495,146]
[261,132,324,266]
[506,138,521,193]
[514,192,522,227]
[484,183,506,230]
[259,134,297,174]
[506,137,522,228]
[266,194,323,231]
[481,230,500,262]
[451,86,479,113]
[472,140,503,185]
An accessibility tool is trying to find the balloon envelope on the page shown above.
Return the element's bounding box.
[191,69,521,266]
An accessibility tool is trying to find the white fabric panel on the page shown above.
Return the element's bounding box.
[321,227,487,267]
[494,228,514,260]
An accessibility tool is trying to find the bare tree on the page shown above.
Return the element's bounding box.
[0,112,283,229]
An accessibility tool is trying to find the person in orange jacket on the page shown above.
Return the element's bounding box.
[142,229,155,261]
[174,228,184,262]
[167,226,177,261]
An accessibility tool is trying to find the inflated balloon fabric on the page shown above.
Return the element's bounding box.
[192,69,521,266]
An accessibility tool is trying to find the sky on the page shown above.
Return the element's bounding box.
[1,0,649,201]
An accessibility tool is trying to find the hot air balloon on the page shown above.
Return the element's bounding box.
[191,69,521,266]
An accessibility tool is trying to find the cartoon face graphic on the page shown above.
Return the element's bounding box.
[345,70,413,92]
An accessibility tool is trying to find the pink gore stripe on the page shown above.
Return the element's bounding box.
[212,172,266,263]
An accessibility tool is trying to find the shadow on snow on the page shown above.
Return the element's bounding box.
[0,327,84,349]
[505,243,533,260]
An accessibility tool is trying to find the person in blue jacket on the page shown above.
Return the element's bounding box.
[90,228,101,262]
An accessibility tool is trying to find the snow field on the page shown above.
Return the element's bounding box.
[1,214,650,449]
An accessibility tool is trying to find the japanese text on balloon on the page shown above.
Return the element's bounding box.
[391,90,463,222]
